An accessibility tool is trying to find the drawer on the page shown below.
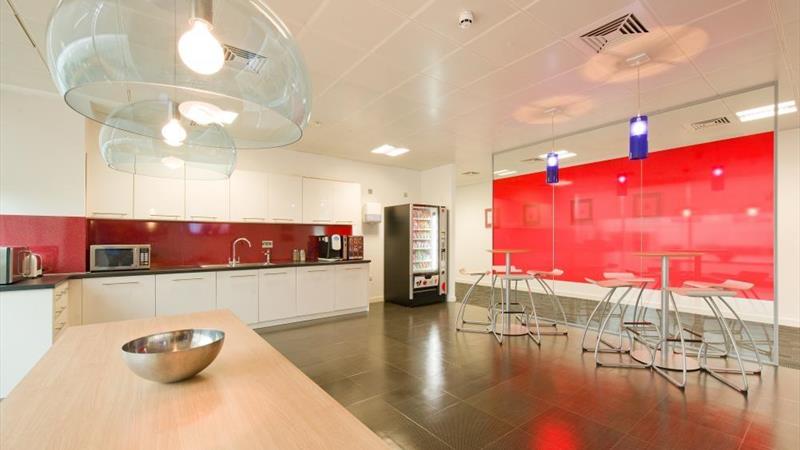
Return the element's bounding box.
[53,308,68,342]
[54,283,69,311]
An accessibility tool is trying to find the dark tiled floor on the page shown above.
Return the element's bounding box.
[258,301,799,450]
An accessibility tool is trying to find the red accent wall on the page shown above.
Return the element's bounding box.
[0,215,87,273]
[87,220,352,267]
[493,132,774,299]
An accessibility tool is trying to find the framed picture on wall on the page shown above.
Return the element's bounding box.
[571,198,593,224]
[484,208,492,228]
[523,204,540,226]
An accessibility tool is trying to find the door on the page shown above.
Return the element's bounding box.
[334,264,369,310]
[134,175,185,220]
[296,266,335,315]
[230,170,269,222]
[258,267,297,322]
[302,178,334,224]
[155,272,216,316]
[82,276,156,324]
[332,181,361,227]
[185,171,229,222]
[86,138,133,219]
[267,174,302,223]
[216,270,259,324]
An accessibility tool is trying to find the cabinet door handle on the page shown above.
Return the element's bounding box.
[149,214,181,218]
[343,267,361,271]
[91,212,128,217]
[261,272,288,276]
[242,217,267,221]
[336,220,352,224]
[172,277,204,282]
[230,274,257,278]
[307,269,327,273]
[190,215,218,220]
[101,281,140,286]
[272,218,293,222]
[312,219,329,223]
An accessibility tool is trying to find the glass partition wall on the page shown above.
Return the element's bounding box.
[492,84,779,364]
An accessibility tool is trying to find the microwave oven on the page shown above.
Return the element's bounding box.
[89,244,151,272]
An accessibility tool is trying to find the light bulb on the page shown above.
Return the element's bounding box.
[179,101,238,126]
[630,117,647,136]
[178,20,225,75]
[547,154,558,167]
[161,118,187,146]
[161,156,185,169]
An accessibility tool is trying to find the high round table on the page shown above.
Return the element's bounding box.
[487,249,529,336]
[631,251,704,371]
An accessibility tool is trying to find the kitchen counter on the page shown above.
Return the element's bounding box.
[0,259,371,292]
[0,309,386,449]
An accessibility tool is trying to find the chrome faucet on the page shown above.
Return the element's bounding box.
[229,237,252,266]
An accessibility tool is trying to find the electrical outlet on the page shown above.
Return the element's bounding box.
[261,240,273,249]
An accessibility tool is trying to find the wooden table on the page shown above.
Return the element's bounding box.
[632,251,704,372]
[487,249,529,337]
[0,310,386,449]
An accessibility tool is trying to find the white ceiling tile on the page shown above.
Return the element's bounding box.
[783,20,799,91]
[10,0,58,26]
[374,20,460,74]
[428,89,492,117]
[0,64,57,93]
[309,0,404,50]
[776,0,800,24]
[704,54,780,93]
[373,0,433,17]
[683,0,774,48]
[643,0,737,26]
[413,0,517,44]
[463,12,560,67]
[423,48,501,88]
[524,0,637,37]
[343,53,417,92]
[312,81,382,124]
[391,74,459,106]
[639,76,717,112]
[298,31,365,80]
[690,28,779,74]
[262,0,325,29]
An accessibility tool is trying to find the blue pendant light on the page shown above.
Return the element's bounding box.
[545,108,559,184]
[629,61,648,160]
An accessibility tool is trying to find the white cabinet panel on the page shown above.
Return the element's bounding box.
[302,178,334,224]
[296,266,335,315]
[216,270,259,324]
[134,175,185,220]
[230,170,269,222]
[268,174,302,223]
[155,272,216,316]
[334,264,369,310]
[186,174,229,222]
[258,267,297,322]
[86,138,133,219]
[0,289,54,397]
[82,276,156,324]
[333,181,361,226]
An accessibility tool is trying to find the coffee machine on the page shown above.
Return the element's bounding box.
[316,234,342,261]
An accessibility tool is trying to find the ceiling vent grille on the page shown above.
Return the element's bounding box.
[223,44,267,74]
[690,116,731,131]
[580,13,649,53]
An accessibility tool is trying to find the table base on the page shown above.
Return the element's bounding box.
[489,324,530,336]
[630,348,701,371]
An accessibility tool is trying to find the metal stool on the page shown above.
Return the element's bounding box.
[603,272,659,345]
[674,285,763,393]
[493,273,542,345]
[455,268,495,338]
[581,278,639,353]
[526,269,568,335]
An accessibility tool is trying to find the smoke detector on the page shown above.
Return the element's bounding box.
[461,170,480,176]
[458,10,474,29]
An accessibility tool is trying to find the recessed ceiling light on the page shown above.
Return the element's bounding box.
[736,101,796,122]
[493,169,517,177]
[371,144,409,157]
[537,150,577,160]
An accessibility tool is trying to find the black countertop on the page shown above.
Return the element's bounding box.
[0,259,371,292]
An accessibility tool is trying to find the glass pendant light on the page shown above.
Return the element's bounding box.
[545,108,559,184]
[629,59,648,160]
[47,0,311,149]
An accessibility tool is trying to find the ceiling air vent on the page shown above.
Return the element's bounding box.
[223,44,267,74]
[580,13,649,53]
[689,116,731,131]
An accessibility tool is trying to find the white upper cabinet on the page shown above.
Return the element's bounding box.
[134,175,185,220]
[333,181,361,226]
[302,178,334,224]
[230,170,269,222]
[268,174,302,223]
[185,170,229,222]
[85,140,133,219]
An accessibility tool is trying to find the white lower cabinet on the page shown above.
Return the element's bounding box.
[258,267,297,322]
[296,266,336,315]
[82,276,156,324]
[216,270,259,324]
[334,264,369,310]
[155,272,216,316]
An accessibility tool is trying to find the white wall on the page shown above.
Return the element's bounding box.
[0,85,85,216]
[236,149,421,303]
[454,181,492,284]
[419,164,456,300]
[777,127,800,327]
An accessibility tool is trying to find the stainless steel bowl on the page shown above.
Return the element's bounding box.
[121,329,224,383]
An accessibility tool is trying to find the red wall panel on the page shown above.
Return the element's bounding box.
[87,219,352,267]
[0,215,87,273]
[493,132,774,299]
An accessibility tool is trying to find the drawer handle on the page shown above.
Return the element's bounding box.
[172,277,204,282]
[261,272,288,276]
[102,281,140,286]
[54,306,67,314]
[91,212,127,217]
[149,214,181,218]
[230,274,257,278]
[307,269,327,273]
[190,215,217,220]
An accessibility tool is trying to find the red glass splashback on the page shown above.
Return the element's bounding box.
[0,215,87,273]
[87,219,352,267]
[493,132,775,299]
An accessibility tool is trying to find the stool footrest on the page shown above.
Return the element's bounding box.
[667,337,703,343]
[624,321,654,326]
[682,328,703,338]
